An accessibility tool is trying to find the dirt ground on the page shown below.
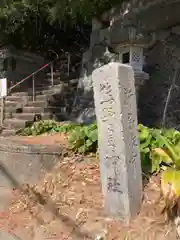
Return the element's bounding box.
[0,133,178,240]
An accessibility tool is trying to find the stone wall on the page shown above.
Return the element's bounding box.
[72,0,180,129]
[121,0,180,128]
[139,32,180,128]
[71,20,119,124]
[0,137,62,189]
[112,0,180,128]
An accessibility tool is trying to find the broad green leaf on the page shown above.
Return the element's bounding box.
[138,124,144,132]
[88,129,98,142]
[153,130,179,162]
[139,134,152,150]
[161,168,180,197]
[152,148,173,164]
[173,144,180,155]
[151,151,161,173]
[78,145,87,153]
[85,139,93,148]
[162,129,175,140]
[140,147,150,154]
[150,137,164,149]
[138,127,150,142]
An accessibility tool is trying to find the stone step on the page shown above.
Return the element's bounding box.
[11,92,29,97]
[27,100,47,108]
[23,106,45,113]
[35,94,49,101]
[9,81,64,97]
[3,118,27,129]
[0,112,12,119]
[22,106,62,113]
[1,129,16,137]
[44,78,62,85]
[0,99,29,108]
[5,95,30,102]
[53,83,68,88]
[34,93,64,102]
[3,107,17,114]
[27,87,63,96]
[44,83,64,91]
[46,72,62,77]
[10,86,50,97]
[0,101,18,107]
[44,106,65,113]
[14,105,65,115]
[11,112,52,121]
[3,112,12,119]
[41,89,63,95]
[1,112,68,123]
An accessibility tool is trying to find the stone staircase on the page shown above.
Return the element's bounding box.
[0,71,78,136]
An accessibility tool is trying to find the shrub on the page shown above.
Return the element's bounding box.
[17,120,180,171]
[17,120,180,218]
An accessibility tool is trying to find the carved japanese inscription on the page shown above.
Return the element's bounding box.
[92,62,142,224]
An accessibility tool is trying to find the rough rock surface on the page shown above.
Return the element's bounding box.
[71,24,119,124]
[71,0,180,128]
[139,34,180,128]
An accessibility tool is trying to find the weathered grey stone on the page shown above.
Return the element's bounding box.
[99,28,110,43]
[155,30,170,41]
[73,37,118,124]
[92,18,102,31]
[172,26,180,35]
[134,70,149,102]
[78,71,93,92]
[0,137,62,189]
[82,50,91,64]
[90,30,101,46]
[92,62,142,224]
[76,106,95,124]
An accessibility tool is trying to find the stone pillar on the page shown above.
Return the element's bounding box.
[92,62,142,224]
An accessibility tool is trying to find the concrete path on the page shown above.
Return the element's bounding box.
[0,187,14,211]
[0,187,25,240]
[0,230,22,240]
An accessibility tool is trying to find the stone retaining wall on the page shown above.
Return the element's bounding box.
[73,0,180,128]
[0,137,63,189]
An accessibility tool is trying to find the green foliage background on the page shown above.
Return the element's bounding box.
[0,0,126,54]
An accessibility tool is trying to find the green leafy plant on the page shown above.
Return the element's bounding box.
[138,125,180,218]
[138,125,180,174]
[17,119,180,218]
[68,122,98,153]
[51,122,79,134]
[17,120,78,136]
[18,119,98,153]
[18,120,57,136]
[19,120,180,168]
